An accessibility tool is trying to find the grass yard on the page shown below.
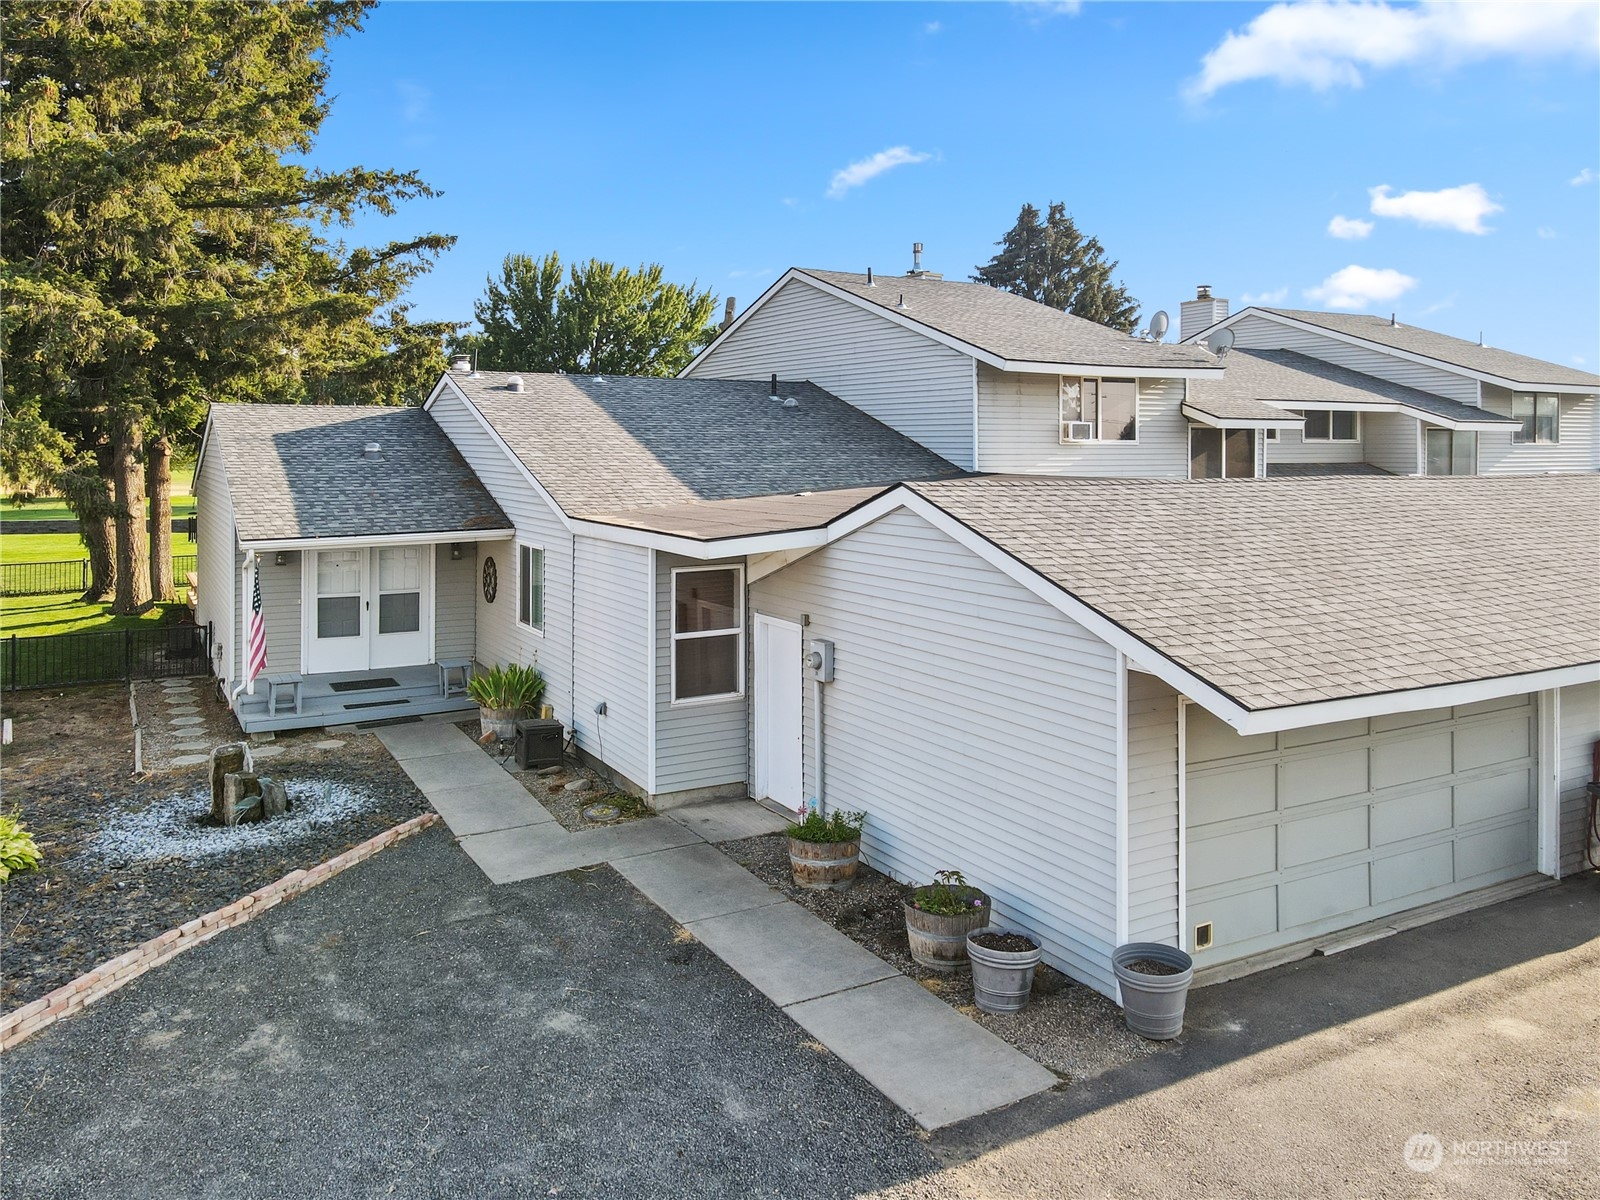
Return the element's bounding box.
[2,465,195,523]
[0,594,186,638]
[0,532,91,564]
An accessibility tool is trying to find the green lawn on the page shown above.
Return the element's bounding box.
[2,464,195,523]
[0,532,91,564]
[0,594,186,637]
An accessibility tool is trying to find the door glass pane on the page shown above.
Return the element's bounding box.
[378,592,420,634]
[675,569,738,633]
[379,547,424,591]
[317,596,361,638]
[1100,380,1137,441]
[1425,429,1451,475]
[1331,411,1358,441]
[1225,429,1256,478]
[1190,428,1223,479]
[675,633,739,699]
[1451,431,1476,475]
[317,550,362,595]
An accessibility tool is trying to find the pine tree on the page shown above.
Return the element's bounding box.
[973,202,1140,332]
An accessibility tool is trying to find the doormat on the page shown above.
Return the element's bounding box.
[342,698,410,711]
[329,677,401,693]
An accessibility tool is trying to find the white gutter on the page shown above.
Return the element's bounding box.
[241,529,515,552]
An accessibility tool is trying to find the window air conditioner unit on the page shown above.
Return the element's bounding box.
[1062,420,1096,443]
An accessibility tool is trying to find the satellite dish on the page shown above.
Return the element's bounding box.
[1204,327,1235,355]
[1147,311,1169,342]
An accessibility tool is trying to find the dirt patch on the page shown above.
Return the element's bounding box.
[972,931,1039,954]
[721,833,1162,1083]
[1,683,430,1011]
[1124,957,1184,976]
[452,720,652,832]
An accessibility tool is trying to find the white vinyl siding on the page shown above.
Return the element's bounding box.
[1477,384,1600,474]
[1558,682,1600,877]
[1362,411,1421,475]
[977,366,1189,476]
[654,552,748,795]
[433,544,477,661]
[427,387,573,721]
[572,536,651,791]
[687,278,976,468]
[1264,423,1366,466]
[193,444,237,683]
[1226,313,1481,404]
[749,507,1124,996]
[1127,673,1182,946]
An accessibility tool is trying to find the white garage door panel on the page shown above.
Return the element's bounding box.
[1186,698,1538,965]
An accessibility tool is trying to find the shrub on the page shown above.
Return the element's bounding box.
[0,813,42,883]
[910,869,987,917]
[785,808,865,844]
[467,662,546,711]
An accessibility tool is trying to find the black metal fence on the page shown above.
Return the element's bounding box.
[3,622,213,690]
[0,555,196,598]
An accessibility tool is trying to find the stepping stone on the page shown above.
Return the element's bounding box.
[165,705,199,715]
[175,744,210,753]
[170,716,205,726]
[170,754,209,767]
[250,745,285,759]
[312,740,346,750]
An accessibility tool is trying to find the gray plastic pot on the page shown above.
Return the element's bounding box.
[1113,942,1195,1040]
[967,929,1043,1014]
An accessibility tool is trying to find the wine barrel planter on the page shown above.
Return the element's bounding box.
[787,837,861,890]
[967,929,1043,1013]
[903,900,990,972]
[478,706,523,742]
[1112,942,1195,1040]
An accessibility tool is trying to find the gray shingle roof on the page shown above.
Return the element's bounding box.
[578,486,888,541]
[795,269,1218,371]
[205,404,510,542]
[1196,348,1521,426]
[908,473,1600,711]
[444,372,961,515]
[1257,308,1600,389]
[1182,388,1306,424]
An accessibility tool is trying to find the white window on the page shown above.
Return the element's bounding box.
[1301,410,1359,442]
[1425,429,1477,476]
[1060,377,1138,442]
[1189,427,1257,479]
[517,544,544,632]
[1510,393,1559,444]
[672,566,743,703]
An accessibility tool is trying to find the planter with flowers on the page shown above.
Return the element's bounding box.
[785,808,865,890]
[903,869,990,971]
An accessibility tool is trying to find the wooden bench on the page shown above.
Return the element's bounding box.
[437,658,475,698]
[263,672,303,717]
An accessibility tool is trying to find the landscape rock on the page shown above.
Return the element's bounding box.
[209,743,253,822]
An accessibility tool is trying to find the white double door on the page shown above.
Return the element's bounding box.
[304,546,433,674]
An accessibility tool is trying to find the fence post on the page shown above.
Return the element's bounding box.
[7,634,15,692]
[81,559,89,592]
[124,628,134,681]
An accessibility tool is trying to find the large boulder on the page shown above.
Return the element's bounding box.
[208,742,253,824]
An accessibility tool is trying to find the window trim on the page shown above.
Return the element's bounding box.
[1509,392,1560,445]
[1298,408,1361,443]
[516,541,546,636]
[1187,425,1258,480]
[670,564,745,706]
[1059,376,1141,445]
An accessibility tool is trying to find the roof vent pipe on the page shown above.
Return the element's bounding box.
[1390,313,1397,326]
[723,296,736,330]
[770,372,779,397]
[866,267,874,286]
[896,293,906,309]
[507,375,525,392]
[912,242,923,273]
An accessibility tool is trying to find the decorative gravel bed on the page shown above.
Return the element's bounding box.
[1,684,430,1012]
[720,833,1161,1083]
[452,720,652,832]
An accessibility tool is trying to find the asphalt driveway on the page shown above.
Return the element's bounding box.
[4,826,1596,1199]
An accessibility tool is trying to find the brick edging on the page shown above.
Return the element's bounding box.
[0,811,441,1052]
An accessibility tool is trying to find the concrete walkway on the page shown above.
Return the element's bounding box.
[377,721,1057,1130]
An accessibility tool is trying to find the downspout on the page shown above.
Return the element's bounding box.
[810,669,825,816]
[228,548,256,709]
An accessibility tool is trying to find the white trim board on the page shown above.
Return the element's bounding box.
[241,529,513,552]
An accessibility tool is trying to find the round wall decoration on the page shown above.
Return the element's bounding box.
[482,556,498,603]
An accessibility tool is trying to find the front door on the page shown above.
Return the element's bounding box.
[304,546,434,674]
[371,546,431,669]
[753,615,804,811]
[308,548,368,674]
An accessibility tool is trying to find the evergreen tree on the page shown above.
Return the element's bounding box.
[973,202,1140,332]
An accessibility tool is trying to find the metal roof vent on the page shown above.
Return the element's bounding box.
[448,353,472,373]
[507,375,525,392]
[362,442,382,458]
[781,397,800,409]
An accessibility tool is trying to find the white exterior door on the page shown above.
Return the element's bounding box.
[371,546,432,669]
[753,615,804,811]
[307,548,368,674]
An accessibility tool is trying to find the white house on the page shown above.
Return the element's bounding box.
[194,262,1600,997]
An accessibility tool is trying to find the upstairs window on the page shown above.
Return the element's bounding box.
[672,566,743,702]
[1189,427,1257,479]
[1301,410,1360,442]
[1510,393,1559,444]
[1060,377,1138,442]
[1425,429,1477,476]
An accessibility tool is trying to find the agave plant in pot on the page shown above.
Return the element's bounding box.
[904,870,990,972]
[785,808,865,890]
[467,663,546,741]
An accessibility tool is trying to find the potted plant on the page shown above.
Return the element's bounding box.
[785,808,865,890]
[903,869,990,972]
[467,662,545,741]
[1112,942,1195,1040]
[967,928,1044,1013]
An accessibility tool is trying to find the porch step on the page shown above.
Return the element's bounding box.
[236,691,475,734]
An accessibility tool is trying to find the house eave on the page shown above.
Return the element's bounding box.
[239,528,515,552]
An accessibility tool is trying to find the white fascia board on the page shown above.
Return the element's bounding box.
[1239,394,1514,432]
[426,374,577,534]
[1001,360,1224,379]
[568,517,829,559]
[242,529,514,552]
[1181,405,1304,430]
[1188,308,1599,394]
[193,410,216,483]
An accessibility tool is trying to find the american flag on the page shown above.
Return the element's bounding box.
[246,565,268,683]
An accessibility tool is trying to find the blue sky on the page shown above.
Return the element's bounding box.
[308,1,1600,368]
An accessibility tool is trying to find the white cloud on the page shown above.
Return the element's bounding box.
[1241,287,1290,305]
[1304,265,1418,309]
[825,146,932,199]
[1187,1,1599,100]
[1572,168,1597,186]
[1419,292,1457,316]
[923,20,942,35]
[1368,183,1502,234]
[780,197,800,208]
[1327,215,1374,239]
[1537,226,1559,240]
[1015,1,1082,19]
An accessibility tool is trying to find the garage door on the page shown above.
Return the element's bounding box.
[1185,695,1538,964]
